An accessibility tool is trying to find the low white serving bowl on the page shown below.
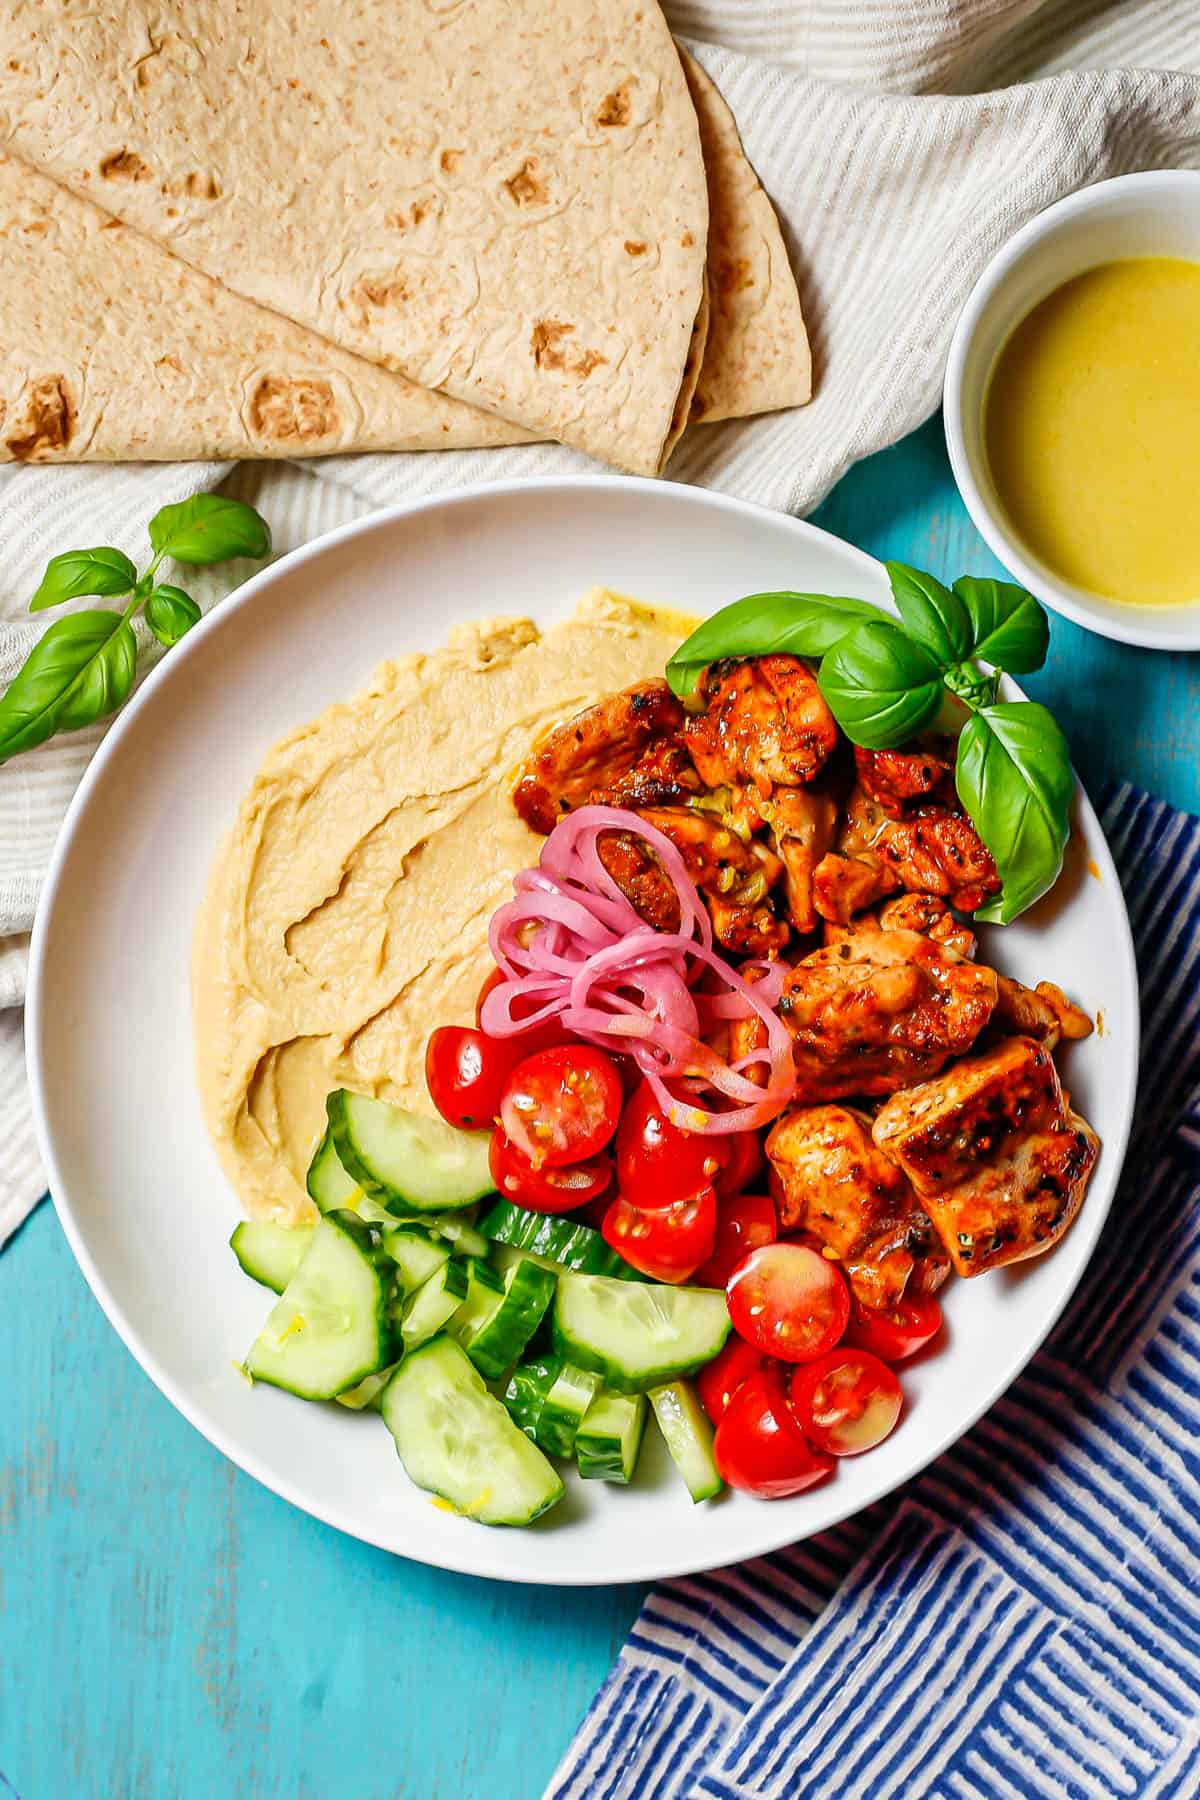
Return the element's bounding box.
[944,169,1200,651]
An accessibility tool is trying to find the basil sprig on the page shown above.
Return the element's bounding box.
[0,495,271,764]
[666,562,1070,925]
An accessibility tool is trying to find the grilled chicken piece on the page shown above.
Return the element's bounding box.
[855,742,955,815]
[684,656,838,796]
[597,808,789,956]
[780,917,998,1101]
[760,786,839,935]
[992,976,1093,1050]
[513,679,685,834]
[872,1036,1100,1277]
[877,893,978,959]
[813,785,1001,923]
[595,736,703,812]
[766,1103,949,1310]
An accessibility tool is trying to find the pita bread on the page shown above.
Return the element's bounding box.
[0,153,531,462]
[682,55,812,424]
[0,1,709,475]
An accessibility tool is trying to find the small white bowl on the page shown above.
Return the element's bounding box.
[944,169,1200,651]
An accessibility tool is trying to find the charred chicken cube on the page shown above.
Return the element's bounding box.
[813,784,1001,923]
[597,808,789,956]
[513,678,686,834]
[991,976,1093,1050]
[766,1103,949,1311]
[684,655,838,794]
[780,918,998,1101]
[871,1036,1100,1277]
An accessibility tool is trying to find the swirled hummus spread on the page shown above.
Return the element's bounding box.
[194,590,689,1222]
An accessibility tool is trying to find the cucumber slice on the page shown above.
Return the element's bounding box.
[230,1219,315,1294]
[450,1257,507,1342]
[649,1380,724,1503]
[430,1212,489,1260]
[381,1335,564,1527]
[478,1200,644,1279]
[328,1091,493,1212]
[306,1127,362,1212]
[460,1259,557,1381]
[381,1225,450,1297]
[537,1363,602,1459]
[504,1355,563,1440]
[577,1389,648,1483]
[401,1257,470,1350]
[552,1273,731,1394]
[245,1212,392,1399]
[335,1362,399,1411]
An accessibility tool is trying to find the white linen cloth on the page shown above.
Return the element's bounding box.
[2,0,1199,1244]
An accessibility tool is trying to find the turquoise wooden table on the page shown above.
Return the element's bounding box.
[3,416,1198,1800]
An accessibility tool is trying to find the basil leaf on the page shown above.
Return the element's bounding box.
[816,621,944,749]
[665,591,880,697]
[145,584,202,648]
[886,562,971,666]
[0,610,139,762]
[148,495,271,566]
[952,577,1049,673]
[30,546,138,612]
[955,701,1073,924]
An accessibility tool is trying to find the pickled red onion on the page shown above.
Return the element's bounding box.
[481,805,794,1133]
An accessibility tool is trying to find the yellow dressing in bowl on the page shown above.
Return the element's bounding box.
[984,257,1200,607]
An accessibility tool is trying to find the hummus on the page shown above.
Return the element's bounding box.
[194,589,690,1222]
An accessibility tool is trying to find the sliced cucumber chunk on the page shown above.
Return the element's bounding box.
[577,1389,648,1484]
[460,1259,557,1381]
[306,1127,362,1213]
[650,1380,724,1503]
[429,1212,489,1259]
[450,1257,507,1342]
[230,1219,315,1294]
[381,1225,450,1297]
[478,1200,644,1280]
[245,1212,391,1399]
[335,1362,399,1411]
[552,1273,731,1394]
[401,1257,470,1350]
[537,1363,603,1459]
[504,1355,563,1441]
[381,1335,564,1527]
[328,1091,493,1212]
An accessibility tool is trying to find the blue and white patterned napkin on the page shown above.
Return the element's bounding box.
[548,784,1200,1800]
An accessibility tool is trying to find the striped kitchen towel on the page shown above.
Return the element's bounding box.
[547,781,1200,1800]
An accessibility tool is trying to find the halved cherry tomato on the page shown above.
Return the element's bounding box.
[726,1243,850,1363]
[697,1337,764,1426]
[789,1350,903,1456]
[499,1046,622,1169]
[694,1192,777,1288]
[602,1187,717,1284]
[715,1130,765,1199]
[713,1367,834,1498]
[488,1130,612,1213]
[616,1081,729,1208]
[845,1293,943,1365]
[425,1025,522,1130]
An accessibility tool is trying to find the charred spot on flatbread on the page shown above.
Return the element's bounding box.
[594,78,636,128]
[530,320,606,380]
[99,148,151,181]
[502,158,549,208]
[4,375,75,458]
[247,375,342,446]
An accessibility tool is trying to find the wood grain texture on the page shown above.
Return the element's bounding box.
[2,416,1197,1800]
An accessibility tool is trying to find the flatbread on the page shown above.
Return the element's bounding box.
[0,1,709,475]
[0,153,532,462]
[682,55,812,423]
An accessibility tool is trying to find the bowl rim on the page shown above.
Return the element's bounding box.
[944,167,1200,652]
[25,474,1141,1583]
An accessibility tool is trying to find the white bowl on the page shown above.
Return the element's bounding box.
[944,169,1200,650]
[26,477,1138,1585]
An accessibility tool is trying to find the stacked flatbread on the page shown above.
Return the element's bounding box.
[0,3,810,475]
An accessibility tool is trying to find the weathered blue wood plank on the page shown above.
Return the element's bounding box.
[2,416,1196,1800]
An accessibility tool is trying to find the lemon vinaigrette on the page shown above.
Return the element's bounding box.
[984,257,1200,607]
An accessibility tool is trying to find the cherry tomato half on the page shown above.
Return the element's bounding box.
[425,1025,521,1130]
[715,1130,765,1199]
[713,1367,834,1498]
[694,1191,777,1289]
[499,1046,622,1170]
[488,1130,612,1214]
[697,1337,764,1426]
[789,1350,903,1457]
[616,1081,730,1209]
[601,1187,716,1284]
[845,1293,943,1365]
[726,1243,850,1364]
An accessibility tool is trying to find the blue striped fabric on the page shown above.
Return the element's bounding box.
[547,784,1200,1800]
